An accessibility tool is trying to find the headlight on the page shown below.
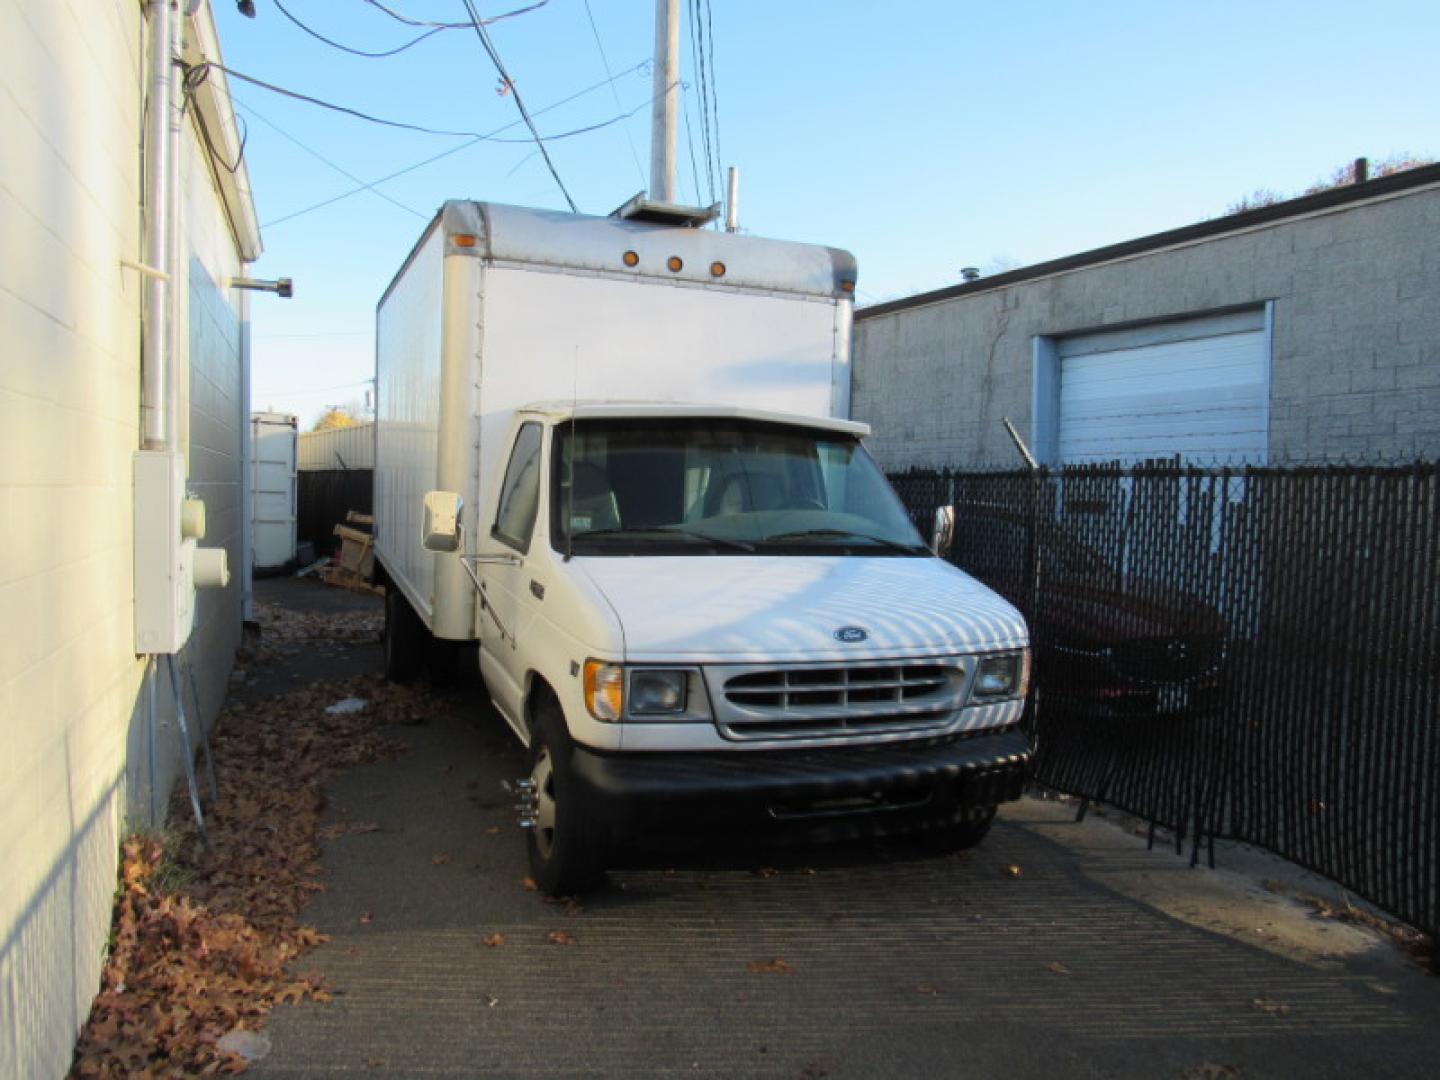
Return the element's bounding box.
[583,660,624,721]
[972,651,1029,700]
[629,669,688,715]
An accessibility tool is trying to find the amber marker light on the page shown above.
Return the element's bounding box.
[453,234,477,248]
[710,261,726,277]
[839,280,856,293]
[622,250,640,267]
[667,256,684,272]
[584,660,624,721]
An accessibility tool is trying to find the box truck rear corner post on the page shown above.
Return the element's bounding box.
[371,200,1031,894]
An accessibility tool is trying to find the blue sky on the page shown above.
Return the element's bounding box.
[212,1,1440,426]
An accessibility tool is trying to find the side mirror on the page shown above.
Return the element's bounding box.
[421,490,463,553]
[931,505,955,558]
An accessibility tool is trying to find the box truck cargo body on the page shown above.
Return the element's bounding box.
[374,201,1031,892]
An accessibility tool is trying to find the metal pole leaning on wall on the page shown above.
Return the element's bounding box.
[165,654,209,847]
[185,663,219,804]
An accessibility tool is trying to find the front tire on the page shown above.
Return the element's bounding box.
[383,588,424,683]
[526,698,606,895]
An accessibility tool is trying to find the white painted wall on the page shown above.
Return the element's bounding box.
[0,2,254,1076]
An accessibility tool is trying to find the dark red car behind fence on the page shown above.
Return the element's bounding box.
[891,461,1439,958]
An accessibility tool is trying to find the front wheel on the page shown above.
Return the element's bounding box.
[526,699,606,895]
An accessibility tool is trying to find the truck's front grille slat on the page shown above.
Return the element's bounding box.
[710,661,967,742]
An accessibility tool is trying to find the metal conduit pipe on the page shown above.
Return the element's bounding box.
[141,0,175,451]
[166,1,185,453]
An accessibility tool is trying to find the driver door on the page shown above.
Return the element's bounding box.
[478,421,544,729]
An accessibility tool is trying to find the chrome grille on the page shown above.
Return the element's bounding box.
[709,660,967,741]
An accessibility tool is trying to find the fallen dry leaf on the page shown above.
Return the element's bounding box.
[358,911,374,925]
[349,822,382,834]
[1046,961,1072,976]
[547,931,578,946]
[484,825,503,836]
[521,876,539,891]
[481,933,505,948]
[68,671,428,1078]
[1004,864,1023,878]
[747,958,793,974]
[431,854,452,865]
[915,983,943,995]
[1251,997,1291,1016]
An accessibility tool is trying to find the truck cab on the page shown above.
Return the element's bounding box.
[419,402,1031,892]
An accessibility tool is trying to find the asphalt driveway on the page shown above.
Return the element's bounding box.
[248,577,1436,1079]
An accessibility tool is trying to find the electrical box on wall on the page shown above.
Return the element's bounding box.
[134,450,230,654]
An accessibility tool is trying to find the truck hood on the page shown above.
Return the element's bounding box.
[576,556,1028,663]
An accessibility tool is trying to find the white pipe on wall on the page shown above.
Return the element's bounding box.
[141,0,175,451]
[166,3,185,452]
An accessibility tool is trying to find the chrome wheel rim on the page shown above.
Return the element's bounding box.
[531,746,557,859]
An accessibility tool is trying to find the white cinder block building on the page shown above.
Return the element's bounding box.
[854,165,1440,469]
[0,2,261,1076]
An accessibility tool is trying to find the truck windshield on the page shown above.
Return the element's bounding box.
[552,418,929,556]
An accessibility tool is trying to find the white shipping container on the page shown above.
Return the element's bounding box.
[250,411,297,569]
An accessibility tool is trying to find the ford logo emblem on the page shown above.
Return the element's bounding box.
[834,626,868,643]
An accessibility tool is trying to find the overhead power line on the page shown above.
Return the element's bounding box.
[686,0,715,202]
[195,59,655,147]
[703,0,722,183]
[457,0,577,212]
[581,0,646,189]
[680,85,703,206]
[197,61,491,138]
[256,60,656,228]
[361,0,550,29]
[273,0,447,58]
[233,95,428,220]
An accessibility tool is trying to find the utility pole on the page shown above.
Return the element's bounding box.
[649,0,680,202]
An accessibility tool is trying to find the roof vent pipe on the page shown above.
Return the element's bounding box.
[960,267,981,283]
[725,167,740,233]
[1353,157,1369,184]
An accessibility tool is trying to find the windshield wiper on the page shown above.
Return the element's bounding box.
[760,528,928,554]
[570,526,755,552]
[659,525,756,552]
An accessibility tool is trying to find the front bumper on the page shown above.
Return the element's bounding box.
[569,727,1030,844]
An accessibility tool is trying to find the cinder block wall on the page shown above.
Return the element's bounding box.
[0,4,246,1077]
[853,182,1440,470]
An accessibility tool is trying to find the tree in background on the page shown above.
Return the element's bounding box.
[1223,154,1435,215]
[312,404,363,432]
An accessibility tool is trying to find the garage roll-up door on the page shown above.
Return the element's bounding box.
[1057,309,1270,465]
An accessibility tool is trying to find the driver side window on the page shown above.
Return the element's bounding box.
[492,422,543,551]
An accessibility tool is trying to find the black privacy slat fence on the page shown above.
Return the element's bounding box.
[890,462,1439,947]
[296,469,374,555]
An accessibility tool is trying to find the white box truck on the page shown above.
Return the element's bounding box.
[373,200,1031,893]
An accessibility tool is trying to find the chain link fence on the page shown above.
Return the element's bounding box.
[891,462,1439,949]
